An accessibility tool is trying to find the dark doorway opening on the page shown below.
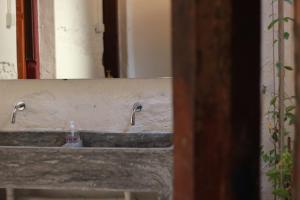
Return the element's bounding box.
[103,0,120,78]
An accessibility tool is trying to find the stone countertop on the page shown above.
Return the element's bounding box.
[0,131,173,199]
[0,131,173,148]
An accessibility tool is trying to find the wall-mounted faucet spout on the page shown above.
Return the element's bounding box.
[131,103,143,126]
[11,102,26,124]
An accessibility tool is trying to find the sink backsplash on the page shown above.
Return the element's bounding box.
[0,79,173,133]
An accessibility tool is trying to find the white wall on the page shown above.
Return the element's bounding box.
[0,79,173,133]
[54,0,105,79]
[0,0,17,79]
[38,0,56,79]
[0,0,105,80]
[1,0,171,79]
[126,0,172,78]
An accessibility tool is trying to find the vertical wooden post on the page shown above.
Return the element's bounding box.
[294,1,300,199]
[16,0,26,79]
[172,0,261,199]
[16,0,40,79]
[278,0,286,189]
[28,0,40,79]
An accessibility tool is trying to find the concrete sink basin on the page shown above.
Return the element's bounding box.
[0,131,172,148]
[0,131,173,200]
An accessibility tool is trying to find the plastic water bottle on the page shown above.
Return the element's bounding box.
[64,121,83,148]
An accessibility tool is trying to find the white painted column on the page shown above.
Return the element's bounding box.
[54,0,105,79]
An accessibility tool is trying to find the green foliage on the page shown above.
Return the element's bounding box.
[262,1,295,199]
[268,17,294,30]
[263,150,293,200]
[263,92,295,199]
[268,19,280,30]
[284,66,294,71]
[275,63,294,71]
[284,32,290,40]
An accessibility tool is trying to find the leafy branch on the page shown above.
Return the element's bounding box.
[262,0,295,199]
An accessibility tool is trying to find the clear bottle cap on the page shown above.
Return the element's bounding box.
[70,121,75,129]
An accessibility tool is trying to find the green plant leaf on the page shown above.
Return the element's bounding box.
[271,96,278,105]
[283,17,295,22]
[286,113,296,125]
[263,154,270,162]
[284,66,294,70]
[266,168,280,182]
[268,19,279,30]
[284,32,290,40]
[273,188,290,199]
[272,132,279,142]
[276,62,282,69]
[286,105,296,112]
[277,63,294,71]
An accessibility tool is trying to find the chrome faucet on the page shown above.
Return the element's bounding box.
[131,103,143,126]
[11,102,26,124]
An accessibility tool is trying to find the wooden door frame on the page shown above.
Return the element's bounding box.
[103,0,128,78]
[16,0,26,79]
[172,0,261,199]
[117,0,128,78]
[103,0,120,78]
[16,0,40,79]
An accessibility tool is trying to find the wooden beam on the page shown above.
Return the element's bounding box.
[172,1,196,199]
[27,0,40,79]
[16,0,40,79]
[16,0,26,79]
[294,0,300,199]
[172,0,261,199]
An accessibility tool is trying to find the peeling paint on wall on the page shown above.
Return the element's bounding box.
[54,0,105,79]
[0,0,17,80]
[0,61,17,79]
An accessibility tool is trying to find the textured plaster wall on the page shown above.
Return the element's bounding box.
[38,0,105,79]
[0,0,105,80]
[0,79,173,133]
[54,0,105,79]
[38,0,56,79]
[126,0,172,78]
[1,0,171,80]
[261,1,295,199]
[0,0,17,79]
